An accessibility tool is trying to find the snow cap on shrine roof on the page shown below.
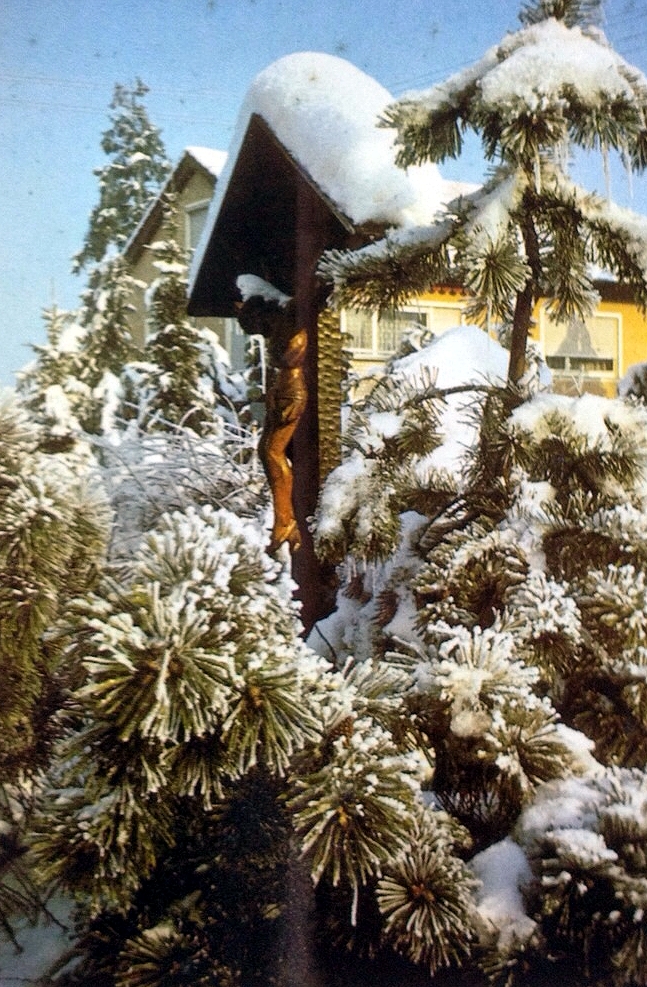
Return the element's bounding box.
[188,52,471,316]
[231,51,449,228]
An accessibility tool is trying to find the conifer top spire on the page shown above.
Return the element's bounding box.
[519,0,602,28]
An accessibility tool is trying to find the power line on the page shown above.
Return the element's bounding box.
[0,97,228,129]
[0,71,231,100]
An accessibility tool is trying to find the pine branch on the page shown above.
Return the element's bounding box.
[381,98,468,167]
[319,219,456,312]
[519,0,602,28]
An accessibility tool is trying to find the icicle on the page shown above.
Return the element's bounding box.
[602,142,611,202]
[258,334,268,394]
[365,561,374,598]
[534,149,541,194]
[622,144,634,201]
[351,882,359,926]
[554,133,570,176]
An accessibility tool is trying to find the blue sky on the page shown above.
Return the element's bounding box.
[1,0,646,385]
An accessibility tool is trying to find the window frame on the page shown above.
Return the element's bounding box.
[342,300,467,358]
[184,199,212,253]
[538,305,622,383]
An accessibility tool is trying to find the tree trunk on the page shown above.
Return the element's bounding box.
[508,280,534,384]
[507,209,541,385]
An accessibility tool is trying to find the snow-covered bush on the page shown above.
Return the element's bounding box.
[0,388,111,956]
[504,769,647,987]
[23,490,459,984]
[310,323,647,983]
[0,388,111,780]
[97,403,263,568]
[31,507,323,910]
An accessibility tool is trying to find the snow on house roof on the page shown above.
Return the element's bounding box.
[125,145,227,260]
[184,146,227,178]
[189,52,473,294]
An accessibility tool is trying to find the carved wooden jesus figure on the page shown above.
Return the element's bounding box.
[236,292,307,555]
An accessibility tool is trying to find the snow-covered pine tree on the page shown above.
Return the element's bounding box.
[26,496,458,985]
[311,320,647,985]
[0,388,110,951]
[69,254,144,435]
[120,196,248,436]
[73,79,170,274]
[17,305,87,450]
[320,0,647,383]
[19,81,170,439]
[0,389,110,782]
[69,81,171,433]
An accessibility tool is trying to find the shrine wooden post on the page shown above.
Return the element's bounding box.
[188,115,375,635]
[288,180,341,632]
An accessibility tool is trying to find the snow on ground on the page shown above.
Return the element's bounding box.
[0,896,76,986]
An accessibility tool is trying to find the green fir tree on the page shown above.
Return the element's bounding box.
[73,79,170,273]
[19,81,169,439]
[121,197,247,436]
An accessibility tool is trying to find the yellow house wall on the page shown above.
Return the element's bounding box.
[613,297,647,377]
[346,286,647,398]
[532,296,647,397]
[347,286,469,386]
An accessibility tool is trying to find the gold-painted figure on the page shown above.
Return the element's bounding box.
[236,295,307,554]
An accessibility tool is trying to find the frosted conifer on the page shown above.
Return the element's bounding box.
[320,0,647,383]
[73,79,170,273]
[0,389,110,781]
[18,81,169,439]
[310,317,647,981]
[121,198,247,435]
[17,306,86,449]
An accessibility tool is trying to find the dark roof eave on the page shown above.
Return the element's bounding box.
[187,114,384,318]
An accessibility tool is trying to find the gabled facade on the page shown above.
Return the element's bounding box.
[123,146,247,367]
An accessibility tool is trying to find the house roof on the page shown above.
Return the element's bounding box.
[188,52,474,318]
[124,146,227,263]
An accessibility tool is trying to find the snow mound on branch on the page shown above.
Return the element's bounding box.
[393,324,509,473]
[480,19,636,109]
[406,17,642,117]
[510,389,647,447]
[392,323,508,388]
[471,837,536,951]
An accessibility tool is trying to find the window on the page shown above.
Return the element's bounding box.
[343,302,466,356]
[185,200,210,252]
[542,311,620,380]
